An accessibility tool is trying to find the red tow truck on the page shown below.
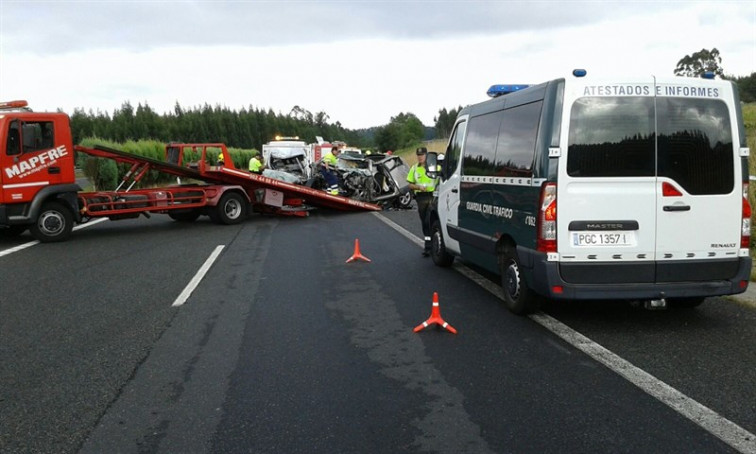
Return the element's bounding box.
[0,100,380,242]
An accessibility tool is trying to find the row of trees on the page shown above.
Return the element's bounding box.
[70,103,370,152]
[70,101,455,155]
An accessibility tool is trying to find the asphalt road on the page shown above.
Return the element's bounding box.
[0,208,754,453]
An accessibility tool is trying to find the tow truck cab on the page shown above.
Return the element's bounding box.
[0,100,80,241]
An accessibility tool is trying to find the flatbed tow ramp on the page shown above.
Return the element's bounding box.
[75,143,381,217]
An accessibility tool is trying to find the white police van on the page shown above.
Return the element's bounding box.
[429,70,751,314]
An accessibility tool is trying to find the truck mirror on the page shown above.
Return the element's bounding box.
[7,121,21,156]
[21,123,41,152]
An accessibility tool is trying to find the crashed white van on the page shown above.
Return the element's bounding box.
[429,71,752,314]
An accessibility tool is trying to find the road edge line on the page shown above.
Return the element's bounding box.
[374,212,756,454]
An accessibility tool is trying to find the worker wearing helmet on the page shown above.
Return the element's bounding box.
[217,153,225,167]
[407,147,435,256]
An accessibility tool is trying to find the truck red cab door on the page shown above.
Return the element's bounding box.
[1,117,76,205]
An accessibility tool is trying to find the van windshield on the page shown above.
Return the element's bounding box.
[567,96,733,195]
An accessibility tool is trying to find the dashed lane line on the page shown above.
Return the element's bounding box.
[171,245,225,307]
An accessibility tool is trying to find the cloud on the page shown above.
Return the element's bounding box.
[2,1,687,54]
[1,1,753,130]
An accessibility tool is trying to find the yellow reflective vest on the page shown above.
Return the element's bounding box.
[407,164,435,193]
[249,156,262,173]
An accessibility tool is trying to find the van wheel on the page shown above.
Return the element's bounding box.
[500,245,540,315]
[430,220,454,267]
[31,201,73,242]
[668,297,705,309]
[215,192,247,225]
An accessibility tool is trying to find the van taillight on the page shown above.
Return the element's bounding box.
[742,183,751,248]
[537,182,557,253]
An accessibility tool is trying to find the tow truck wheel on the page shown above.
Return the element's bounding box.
[168,210,201,222]
[499,243,540,315]
[31,201,73,242]
[430,220,454,267]
[215,192,247,225]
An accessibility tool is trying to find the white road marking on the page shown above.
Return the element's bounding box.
[374,212,756,454]
[0,241,38,257]
[74,217,108,230]
[171,245,225,307]
[0,218,107,258]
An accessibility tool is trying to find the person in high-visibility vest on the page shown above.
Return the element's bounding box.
[216,152,225,166]
[249,153,264,173]
[320,146,342,194]
[407,147,436,256]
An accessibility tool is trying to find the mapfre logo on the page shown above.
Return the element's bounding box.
[4,145,68,179]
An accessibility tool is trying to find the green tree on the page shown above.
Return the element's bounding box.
[728,72,756,103]
[674,48,725,78]
[111,101,136,142]
[434,106,462,140]
[397,112,424,147]
[374,122,401,152]
[373,112,425,152]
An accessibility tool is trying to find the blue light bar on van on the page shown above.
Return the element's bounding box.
[572,69,587,77]
[701,71,715,79]
[487,84,530,98]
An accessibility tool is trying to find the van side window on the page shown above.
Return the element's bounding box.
[657,98,732,195]
[567,97,655,177]
[446,120,466,174]
[463,112,502,176]
[494,101,542,177]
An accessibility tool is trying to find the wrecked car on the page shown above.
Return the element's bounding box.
[309,152,413,209]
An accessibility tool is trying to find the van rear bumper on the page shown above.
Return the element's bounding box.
[523,248,752,300]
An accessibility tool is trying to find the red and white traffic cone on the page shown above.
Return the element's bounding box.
[346,238,371,263]
[413,292,457,334]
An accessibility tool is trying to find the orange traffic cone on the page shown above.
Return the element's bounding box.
[346,238,371,263]
[413,292,457,334]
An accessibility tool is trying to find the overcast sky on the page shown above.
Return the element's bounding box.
[1,1,754,130]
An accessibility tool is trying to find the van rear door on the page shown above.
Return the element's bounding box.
[557,78,658,283]
[654,83,741,281]
[558,77,742,284]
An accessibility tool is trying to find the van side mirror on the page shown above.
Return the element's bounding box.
[426,152,438,179]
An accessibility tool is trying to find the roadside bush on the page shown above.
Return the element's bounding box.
[77,137,259,188]
[95,159,118,190]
